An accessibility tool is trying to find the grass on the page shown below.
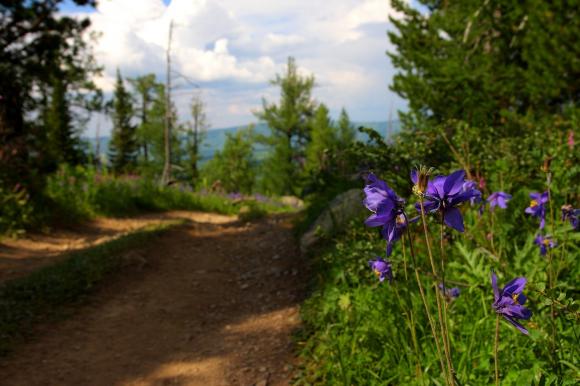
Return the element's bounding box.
[294,197,580,385]
[0,220,185,354]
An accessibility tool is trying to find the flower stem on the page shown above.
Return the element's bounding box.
[402,233,409,281]
[494,314,500,386]
[419,200,455,385]
[439,216,453,373]
[403,212,449,385]
[546,174,560,370]
[393,282,423,381]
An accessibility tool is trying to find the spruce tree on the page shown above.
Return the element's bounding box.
[337,108,355,146]
[304,104,337,175]
[186,95,208,184]
[45,74,82,166]
[109,70,136,173]
[255,57,317,195]
[128,74,157,163]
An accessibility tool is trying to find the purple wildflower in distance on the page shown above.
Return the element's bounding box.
[491,272,532,335]
[368,257,393,283]
[487,191,512,210]
[561,204,580,230]
[411,169,481,232]
[525,192,549,229]
[438,283,460,299]
[463,180,482,206]
[533,234,556,256]
[363,173,406,255]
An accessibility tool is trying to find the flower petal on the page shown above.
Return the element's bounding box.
[444,207,464,232]
[443,169,466,196]
[502,277,527,296]
[410,169,418,184]
[491,272,500,302]
[503,315,529,335]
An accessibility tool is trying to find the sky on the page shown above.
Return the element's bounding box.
[62,0,408,136]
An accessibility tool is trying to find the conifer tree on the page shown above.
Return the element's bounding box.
[337,108,356,146]
[186,95,208,183]
[45,74,83,166]
[255,57,317,195]
[304,104,337,175]
[128,74,157,163]
[202,126,255,194]
[109,70,136,173]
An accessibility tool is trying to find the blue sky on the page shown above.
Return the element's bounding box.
[63,0,407,136]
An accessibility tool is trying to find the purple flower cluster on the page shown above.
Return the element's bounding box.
[412,169,481,232]
[491,272,532,335]
[487,192,512,210]
[533,234,556,256]
[438,283,460,300]
[363,173,406,256]
[368,257,393,283]
[525,191,549,229]
[561,204,579,230]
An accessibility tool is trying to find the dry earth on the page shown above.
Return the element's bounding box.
[0,211,306,386]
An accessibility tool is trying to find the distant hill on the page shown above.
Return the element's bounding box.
[85,120,400,164]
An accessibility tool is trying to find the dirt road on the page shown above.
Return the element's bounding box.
[0,212,305,386]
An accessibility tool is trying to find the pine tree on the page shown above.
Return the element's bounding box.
[186,95,208,184]
[128,74,157,163]
[202,126,255,194]
[337,108,355,146]
[255,57,317,195]
[45,74,82,166]
[0,0,96,193]
[109,70,136,173]
[304,104,337,175]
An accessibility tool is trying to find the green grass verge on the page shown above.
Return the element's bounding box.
[0,220,185,354]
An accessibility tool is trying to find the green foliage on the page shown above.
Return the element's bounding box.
[183,94,208,184]
[296,189,579,384]
[304,104,338,175]
[0,220,182,354]
[201,126,256,194]
[0,185,32,237]
[128,73,158,163]
[255,57,317,195]
[109,69,137,173]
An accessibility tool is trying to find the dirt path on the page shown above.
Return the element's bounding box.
[0,211,227,283]
[0,212,305,386]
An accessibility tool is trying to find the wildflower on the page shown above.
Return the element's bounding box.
[487,192,512,210]
[411,166,433,197]
[567,130,575,150]
[525,192,549,229]
[491,272,532,335]
[533,234,556,256]
[368,257,393,283]
[438,283,460,299]
[363,173,406,255]
[463,180,482,206]
[561,204,579,230]
[413,169,481,232]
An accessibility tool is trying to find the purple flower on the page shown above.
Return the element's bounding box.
[363,173,406,255]
[487,191,512,210]
[525,192,549,229]
[534,234,556,256]
[463,180,482,206]
[412,169,481,232]
[491,272,532,335]
[561,204,579,230]
[228,192,243,200]
[438,283,460,299]
[368,257,393,283]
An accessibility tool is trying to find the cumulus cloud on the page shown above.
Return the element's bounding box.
[74,0,407,134]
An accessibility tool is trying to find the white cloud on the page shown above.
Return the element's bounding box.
[75,0,407,135]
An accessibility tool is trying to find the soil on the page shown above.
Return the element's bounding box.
[0,211,306,386]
